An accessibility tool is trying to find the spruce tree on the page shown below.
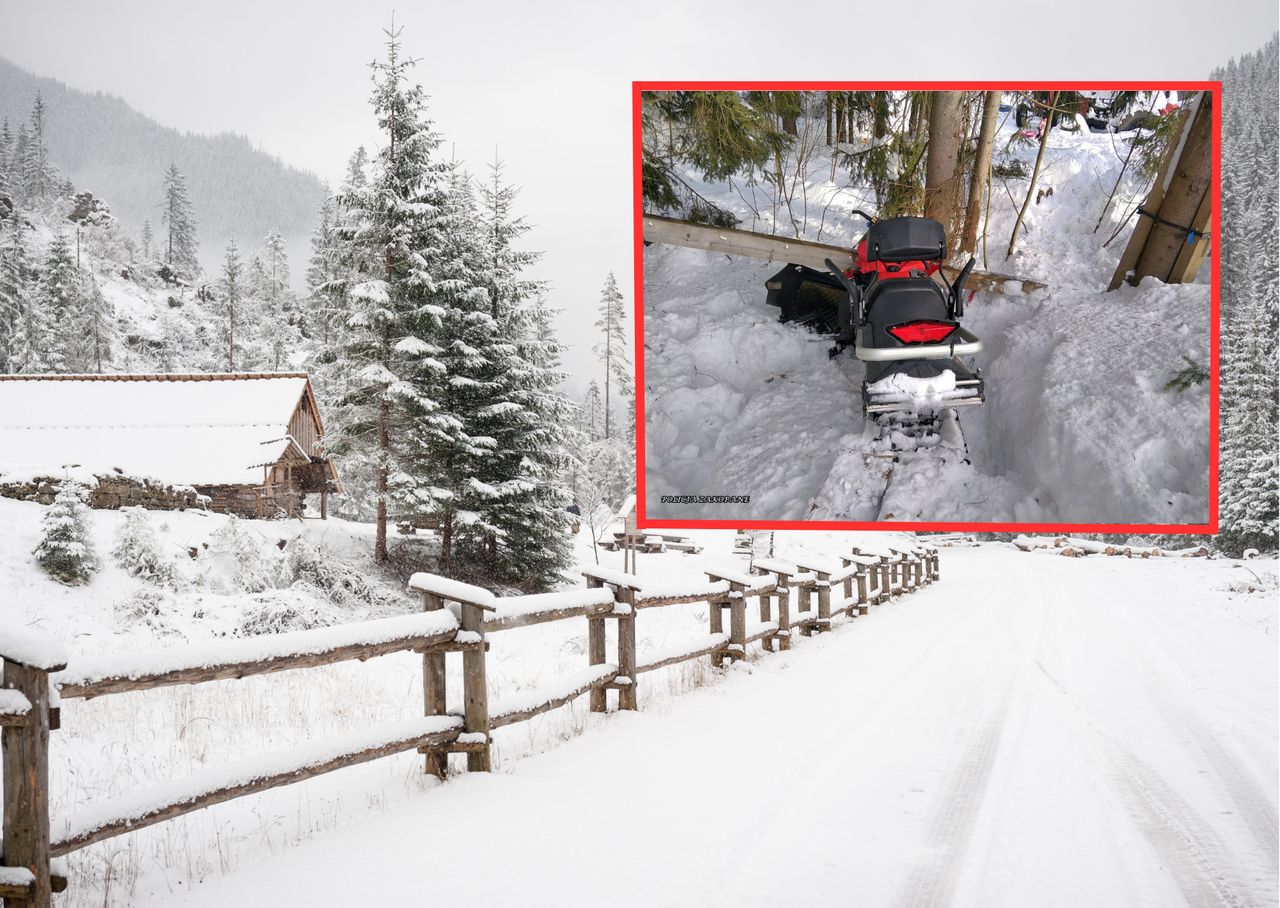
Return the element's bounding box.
[218,240,245,370]
[0,118,11,199]
[37,232,81,371]
[23,94,56,204]
[593,272,632,439]
[0,213,30,373]
[462,156,578,585]
[140,220,154,261]
[161,163,199,279]
[34,480,98,585]
[325,24,452,563]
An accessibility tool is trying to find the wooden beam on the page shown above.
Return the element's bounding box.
[57,627,459,700]
[642,214,1045,295]
[489,668,620,729]
[51,720,463,856]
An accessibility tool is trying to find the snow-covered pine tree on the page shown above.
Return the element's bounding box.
[402,159,496,572]
[324,24,452,563]
[161,163,199,280]
[259,229,298,370]
[140,220,154,261]
[37,232,81,372]
[0,118,11,199]
[461,156,578,585]
[112,506,178,588]
[81,275,112,373]
[1216,35,1279,554]
[0,212,30,373]
[34,480,98,585]
[593,272,633,439]
[22,94,57,204]
[305,195,339,345]
[582,380,602,438]
[216,240,246,370]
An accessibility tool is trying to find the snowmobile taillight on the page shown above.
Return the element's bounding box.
[887,320,959,345]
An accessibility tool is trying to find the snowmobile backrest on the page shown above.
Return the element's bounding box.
[864,217,947,263]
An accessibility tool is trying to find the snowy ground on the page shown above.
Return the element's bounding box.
[643,112,1211,523]
[126,540,1276,908]
[4,496,1271,906]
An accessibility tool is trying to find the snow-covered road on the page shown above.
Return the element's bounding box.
[147,547,1277,908]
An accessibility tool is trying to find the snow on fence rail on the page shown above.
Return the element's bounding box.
[1,543,940,906]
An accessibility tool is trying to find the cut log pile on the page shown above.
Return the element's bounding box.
[1,543,942,907]
[1012,536,1211,559]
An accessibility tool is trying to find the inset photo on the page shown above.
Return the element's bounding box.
[636,85,1217,530]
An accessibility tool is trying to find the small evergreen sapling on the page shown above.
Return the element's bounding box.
[34,480,98,585]
[112,506,178,588]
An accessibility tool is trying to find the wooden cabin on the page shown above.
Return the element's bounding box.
[0,372,341,518]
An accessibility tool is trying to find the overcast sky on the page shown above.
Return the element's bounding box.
[1,0,1275,393]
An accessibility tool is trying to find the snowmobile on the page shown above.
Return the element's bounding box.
[764,210,984,418]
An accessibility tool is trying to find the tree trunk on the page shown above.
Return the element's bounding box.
[1007,91,1058,259]
[825,94,833,146]
[960,90,1001,258]
[924,91,965,242]
[440,512,453,570]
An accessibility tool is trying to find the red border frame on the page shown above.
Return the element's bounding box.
[633,80,1221,535]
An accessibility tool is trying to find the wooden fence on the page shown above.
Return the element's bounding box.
[0,543,938,906]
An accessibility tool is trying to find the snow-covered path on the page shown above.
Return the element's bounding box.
[145,548,1277,908]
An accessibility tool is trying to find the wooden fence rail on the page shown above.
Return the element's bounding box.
[1,543,939,906]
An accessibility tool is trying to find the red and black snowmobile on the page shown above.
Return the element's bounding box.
[765,211,984,419]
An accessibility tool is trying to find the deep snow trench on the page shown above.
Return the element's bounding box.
[642,119,1211,523]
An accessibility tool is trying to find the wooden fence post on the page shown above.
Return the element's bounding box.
[419,592,448,779]
[586,577,608,712]
[709,592,726,668]
[758,587,774,652]
[459,601,491,772]
[814,571,832,632]
[728,584,747,661]
[617,588,638,711]
[3,653,62,908]
[879,560,891,603]
[797,581,813,637]
[856,568,869,612]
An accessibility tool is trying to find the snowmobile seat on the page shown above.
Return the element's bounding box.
[864,217,946,263]
[862,276,950,334]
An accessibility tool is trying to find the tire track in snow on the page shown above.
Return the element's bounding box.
[890,692,1011,908]
[1032,660,1255,908]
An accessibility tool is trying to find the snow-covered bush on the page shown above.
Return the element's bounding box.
[112,506,179,588]
[34,480,99,585]
[205,516,284,593]
[114,588,181,637]
[285,538,402,610]
[237,589,336,637]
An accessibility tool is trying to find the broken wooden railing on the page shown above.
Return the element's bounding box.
[1,542,939,906]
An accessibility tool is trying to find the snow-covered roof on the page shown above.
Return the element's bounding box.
[0,373,316,487]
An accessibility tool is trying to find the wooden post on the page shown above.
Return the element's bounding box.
[3,655,61,908]
[797,582,813,637]
[617,588,637,710]
[815,571,831,632]
[879,561,891,603]
[320,487,329,521]
[758,587,774,652]
[419,592,448,779]
[1109,91,1214,290]
[728,585,747,662]
[709,592,726,668]
[856,568,869,612]
[586,577,608,712]
[459,601,491,772]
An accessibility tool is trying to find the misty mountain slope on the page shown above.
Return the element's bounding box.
[0,57,326,272]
